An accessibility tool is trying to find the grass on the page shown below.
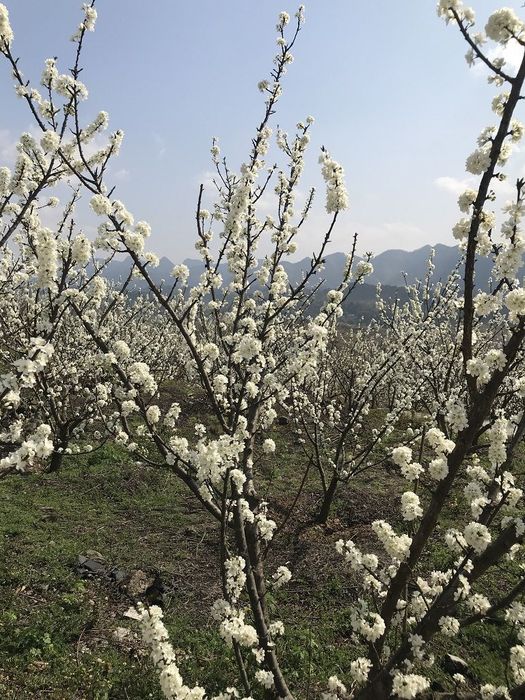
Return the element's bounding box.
[0,400,521,698]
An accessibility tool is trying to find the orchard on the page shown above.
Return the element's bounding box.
[0,2,524,699]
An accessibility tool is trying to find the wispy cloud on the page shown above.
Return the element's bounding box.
[153,133,166,160]
[488,39,524,73]
[112,167,130,181]
[327,218,431,256]
[471,38,524,78]
[198,170,219,190]
[0,129,18,164]
[434,175,473,196]
[383,221,424,236]
[435,173,516,199]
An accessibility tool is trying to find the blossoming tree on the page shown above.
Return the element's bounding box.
[1,1,525,699]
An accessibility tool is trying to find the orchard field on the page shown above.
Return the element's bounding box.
[1,2,525,699]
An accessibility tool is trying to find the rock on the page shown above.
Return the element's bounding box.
[85,550,105,561]
[110,567,128,584]
[113,626,131,642]
[123,608,141,620]
[40,506,57,522]
[76,551,131,587]
[443,653,470,677]
[76,554,107,577]
[27,660,49,672]
[123,569,165,606]
[125,569,155,597]
[74,553,164,606]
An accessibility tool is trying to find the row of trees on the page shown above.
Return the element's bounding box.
[1,1,525,698]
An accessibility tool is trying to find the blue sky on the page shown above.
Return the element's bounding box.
[1,1,524,262]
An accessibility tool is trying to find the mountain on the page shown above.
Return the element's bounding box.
[99,243,497,322]
[276,244,494,290]
[366,243,494,289]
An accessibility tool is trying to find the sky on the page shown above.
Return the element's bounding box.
[1,0,525,263]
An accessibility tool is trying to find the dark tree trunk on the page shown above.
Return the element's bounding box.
[46,426,69,473]
[47,449,64,473]
[315,474,338,524]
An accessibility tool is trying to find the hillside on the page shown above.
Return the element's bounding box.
[99,243,497,321]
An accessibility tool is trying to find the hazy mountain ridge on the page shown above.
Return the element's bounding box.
[100,243,494,322]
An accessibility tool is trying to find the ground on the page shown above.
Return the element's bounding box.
[0,394,520,699]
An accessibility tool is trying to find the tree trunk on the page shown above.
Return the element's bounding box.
[356,676,390,700]
[315,474,338,524]
[47,449,64,473]
[46,426,69,473]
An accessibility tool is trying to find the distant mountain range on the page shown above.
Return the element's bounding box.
[101,243,497,322]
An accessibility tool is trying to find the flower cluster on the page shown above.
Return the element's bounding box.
[319,148,349,213]
[0,3,13,47]
[130,605,206,700]
[1,3,525,699]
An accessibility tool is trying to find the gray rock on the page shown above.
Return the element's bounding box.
[443,653,470,677]
[76,555,107,576]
